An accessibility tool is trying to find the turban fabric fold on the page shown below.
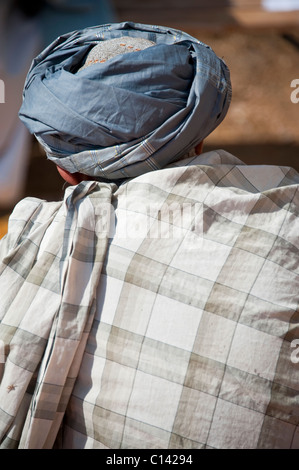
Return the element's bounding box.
[19,22,231,180]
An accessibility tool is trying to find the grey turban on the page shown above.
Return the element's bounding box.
[19,22,232,180]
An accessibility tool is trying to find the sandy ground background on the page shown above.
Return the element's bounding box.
[1,26,299,237]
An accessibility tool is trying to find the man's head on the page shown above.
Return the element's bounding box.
[19,22,231,183]
[57,141,205,185]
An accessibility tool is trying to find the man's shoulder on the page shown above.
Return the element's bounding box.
[9,197,61,223]
[1,197,62,251]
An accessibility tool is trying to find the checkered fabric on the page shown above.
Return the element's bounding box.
[0,150,299,448]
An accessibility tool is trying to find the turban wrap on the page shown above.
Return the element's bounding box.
[19,22,232,180]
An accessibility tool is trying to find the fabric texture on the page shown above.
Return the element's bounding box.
[19,22,231,180]
[77,36,156,71]
[0,150,298,449]
[0,180,114,448]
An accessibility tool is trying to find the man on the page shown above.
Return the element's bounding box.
[0,22,298,449]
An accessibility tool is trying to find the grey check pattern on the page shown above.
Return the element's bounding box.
[0,150,298,448]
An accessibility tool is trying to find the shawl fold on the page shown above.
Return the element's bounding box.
[0,181,114,448]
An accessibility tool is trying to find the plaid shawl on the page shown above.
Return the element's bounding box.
[0,150,299,448]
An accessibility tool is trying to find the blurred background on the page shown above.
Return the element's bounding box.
[1,0,299,237]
